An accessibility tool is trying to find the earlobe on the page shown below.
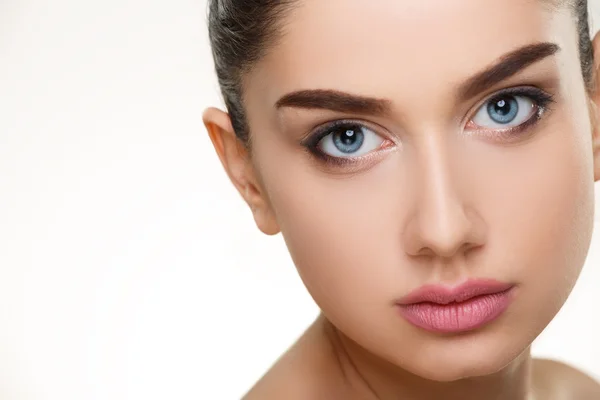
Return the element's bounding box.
[202,107,281,235]
[252,207,281,236]
[245,185,281,236]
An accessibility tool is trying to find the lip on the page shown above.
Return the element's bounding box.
[396,279,516,334]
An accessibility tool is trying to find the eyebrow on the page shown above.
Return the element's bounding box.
[275,88,392,115]
[274,42,560,115]
[457,42,560,100]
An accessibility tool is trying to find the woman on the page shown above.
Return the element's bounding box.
[203,0,600,398]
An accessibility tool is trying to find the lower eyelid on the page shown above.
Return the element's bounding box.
[466,106,548,143]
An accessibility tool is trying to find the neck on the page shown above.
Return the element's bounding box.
[319,315,535,400]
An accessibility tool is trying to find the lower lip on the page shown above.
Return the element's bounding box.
[397,288,514,334]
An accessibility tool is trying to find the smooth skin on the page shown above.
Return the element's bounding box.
[204,0,600,399]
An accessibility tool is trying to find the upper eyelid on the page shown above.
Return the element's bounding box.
[302,119,391,146]
[469,86,541,109]
[482,85,550,101]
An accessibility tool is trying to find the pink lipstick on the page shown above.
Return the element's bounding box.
[396,279,515,334]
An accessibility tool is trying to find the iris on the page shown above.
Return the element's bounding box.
[487,96,519,124]
[332,126,365,154]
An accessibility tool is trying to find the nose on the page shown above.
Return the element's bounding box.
[403,134,486,259]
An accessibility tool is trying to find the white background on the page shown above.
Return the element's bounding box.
[1,1,599,399]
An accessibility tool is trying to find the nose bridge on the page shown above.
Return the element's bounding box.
[404,131,481,258]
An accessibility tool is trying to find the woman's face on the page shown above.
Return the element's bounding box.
[233,0,598,380]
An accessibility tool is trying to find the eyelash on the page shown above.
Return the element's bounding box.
[300,86,555,166]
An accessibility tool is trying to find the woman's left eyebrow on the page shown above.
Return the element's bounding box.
[456,42,560,100]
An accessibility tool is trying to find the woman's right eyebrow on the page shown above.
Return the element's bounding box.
[274,89,392,116]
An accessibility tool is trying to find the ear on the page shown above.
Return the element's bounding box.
[203,107,280,235]
[589,32,600,181]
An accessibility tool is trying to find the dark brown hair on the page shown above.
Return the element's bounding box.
[207,0,594,144]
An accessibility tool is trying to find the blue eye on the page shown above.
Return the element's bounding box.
[316,123,385,158]
[472,94,537,129]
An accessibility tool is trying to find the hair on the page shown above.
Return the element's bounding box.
[207,0,595,145]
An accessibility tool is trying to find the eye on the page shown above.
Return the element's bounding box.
[315,123,386,158]
[467,86,554,133]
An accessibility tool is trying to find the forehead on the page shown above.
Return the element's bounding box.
[246,0,577,108]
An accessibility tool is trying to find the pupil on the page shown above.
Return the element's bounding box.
[494,99,509,115]
[341,129,356,145]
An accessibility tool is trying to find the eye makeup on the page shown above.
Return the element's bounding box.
[464,86,555,143]
[299,119,395,166]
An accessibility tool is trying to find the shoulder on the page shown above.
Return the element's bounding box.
[533,358,600,399]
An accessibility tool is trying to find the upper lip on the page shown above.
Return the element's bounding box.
[397,279,514,305]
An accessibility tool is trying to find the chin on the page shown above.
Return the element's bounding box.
[386,332,528,382]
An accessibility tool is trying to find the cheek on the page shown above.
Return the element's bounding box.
[266,166,405,310]
[487,122,594,327]
[248,118,410,327]
[263,166,416,368]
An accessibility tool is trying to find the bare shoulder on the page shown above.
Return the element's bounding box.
[533,358,600,399]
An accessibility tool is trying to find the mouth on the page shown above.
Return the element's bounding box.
[395,279,516,334]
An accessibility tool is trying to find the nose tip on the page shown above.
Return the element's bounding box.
[404,204,484,259]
